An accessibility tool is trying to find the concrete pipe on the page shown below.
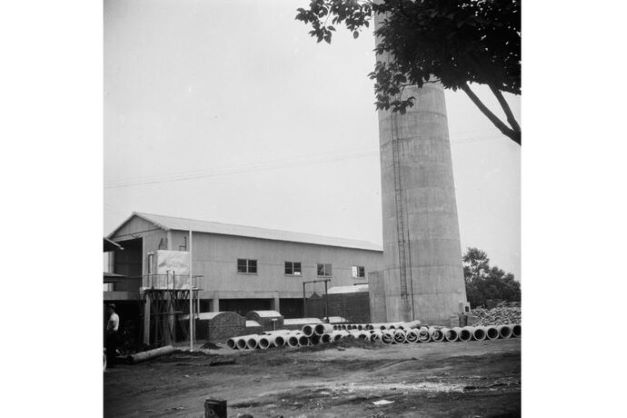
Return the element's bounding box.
[227,338,238,350]
[310,335,321,345]
[314,324,334,336]
[486,326,500,340]
[405,320,422,329]
[246,336,259,350]
[405,329,419,343]
[330,332,343,342]
[236,338,248,350]
[298,335,310,346]
[397,320,421,330]
[418,327,430,342]
[320,333,332,344]
[512,324,521,338]
[273,335,286,347]
[457,327,472,342]
[497,325,513,339]
[429,327,445,343]
[381,331,394,344]
[258,336,272,350]
[350,330,368,340]
[287,335,300,348]
[416,327,429,342]
[302,324,315,337]
[232,334,259,350]
[370,331,382,342]
[443,328,459,342]
[393,329,408,344]
[332,330,349,341]
[472,327,487,341]
[127,345,176,364]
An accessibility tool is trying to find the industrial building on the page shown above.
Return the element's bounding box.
[105,212,384,320]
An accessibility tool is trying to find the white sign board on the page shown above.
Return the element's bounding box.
[156,250,190,275]
[146,250,191,289]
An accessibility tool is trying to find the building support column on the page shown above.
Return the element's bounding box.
[211,294,220,312]
[163,292,173,345]
[272,293,280,313]
[142,292,151,345]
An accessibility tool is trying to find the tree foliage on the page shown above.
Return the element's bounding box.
[463,247,520,308]
[296,0,521,145]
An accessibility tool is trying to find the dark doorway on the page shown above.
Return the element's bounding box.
[279,298,304,318]
[113,238,142,277]
[219,299,272,317]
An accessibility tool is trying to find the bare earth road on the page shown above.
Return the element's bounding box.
[104,339,521,417]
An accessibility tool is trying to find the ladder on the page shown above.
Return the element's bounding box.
[391,112,414,320]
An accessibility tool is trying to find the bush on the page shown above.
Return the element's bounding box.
[463,247,520,308]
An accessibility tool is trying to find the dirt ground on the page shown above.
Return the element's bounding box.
[104,338,521,417]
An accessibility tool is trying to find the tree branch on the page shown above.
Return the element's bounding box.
[460,83,521,146]
[489,85,521,134]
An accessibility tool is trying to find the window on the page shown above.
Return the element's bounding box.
[285,261,302,276]
[317,263,332,277]
[179,236,187,251]
[352,265,366,278]
[237,258,257,274]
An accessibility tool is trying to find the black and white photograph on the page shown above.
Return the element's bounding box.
[103,0,520,416]
[7,0,627,417]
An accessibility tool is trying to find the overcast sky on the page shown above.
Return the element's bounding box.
[104,0,521,279]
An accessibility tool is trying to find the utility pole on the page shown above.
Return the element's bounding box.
[189,229,193,352]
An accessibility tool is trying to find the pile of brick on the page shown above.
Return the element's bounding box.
[470,306,521,326]
[204,311,246,342]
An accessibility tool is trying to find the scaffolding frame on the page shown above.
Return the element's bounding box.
[140,273,203,348]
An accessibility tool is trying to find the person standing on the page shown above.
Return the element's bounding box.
[105,304,120,368]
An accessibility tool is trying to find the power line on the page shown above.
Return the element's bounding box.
[104,132,510,189]
[104,148,380,189]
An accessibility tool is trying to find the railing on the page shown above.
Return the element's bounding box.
[143,273,203,290]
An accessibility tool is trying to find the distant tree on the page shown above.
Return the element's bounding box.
[463,247,520,308]
[296,0,521,145]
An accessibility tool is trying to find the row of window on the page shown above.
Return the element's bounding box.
[236,259,366,278]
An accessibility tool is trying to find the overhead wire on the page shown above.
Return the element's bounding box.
[104,132,511,190]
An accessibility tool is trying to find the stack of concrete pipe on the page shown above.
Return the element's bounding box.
[226,321,520,350]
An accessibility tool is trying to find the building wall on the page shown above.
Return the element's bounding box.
[306,292,371,323]
[171,230,382,300]
[110,217,384,303]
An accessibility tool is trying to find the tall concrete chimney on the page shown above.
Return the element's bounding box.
[374,11,467,324]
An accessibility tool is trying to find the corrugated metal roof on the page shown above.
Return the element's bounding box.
[124,212,382,251]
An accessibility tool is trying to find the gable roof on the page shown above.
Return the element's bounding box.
[109,212,383,252]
